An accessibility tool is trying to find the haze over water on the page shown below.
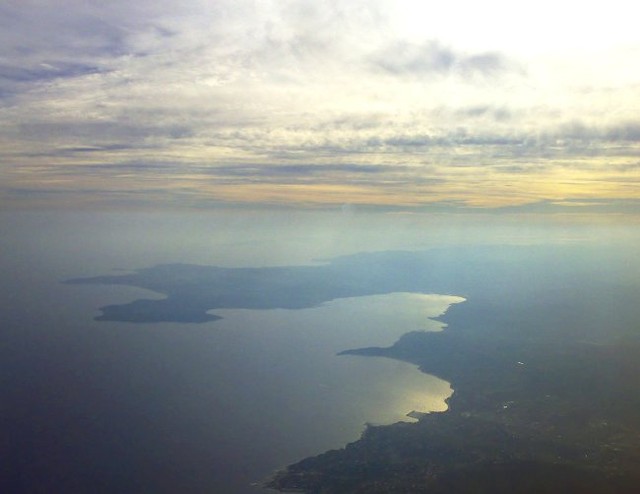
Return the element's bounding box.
[2,211,640,493]
[1,211,467,493]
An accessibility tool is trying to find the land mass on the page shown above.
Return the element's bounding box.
[67,246,640,492]
[267,324,640,492]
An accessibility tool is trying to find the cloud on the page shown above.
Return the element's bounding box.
[380,133,523,149]
[0,2,152,100]
[605,123,640,142]
[212,164,393,177]
[0,1,639,212]
[371,40,514,78]
[538,121,640,145]
[453,106,513,121]
[0,62,102,84]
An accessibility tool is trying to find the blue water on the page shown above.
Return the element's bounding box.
[0,212,463,493]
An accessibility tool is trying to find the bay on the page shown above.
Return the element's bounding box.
[0,212,459,493]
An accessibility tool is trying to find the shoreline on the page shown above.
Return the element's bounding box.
[264,296,640,493]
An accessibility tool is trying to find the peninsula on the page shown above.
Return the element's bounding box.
[67,245,640,492]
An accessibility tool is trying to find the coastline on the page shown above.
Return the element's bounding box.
[64,247,640,493]
[265,293,640,493]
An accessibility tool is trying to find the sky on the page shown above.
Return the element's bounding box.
[1,0,639,214]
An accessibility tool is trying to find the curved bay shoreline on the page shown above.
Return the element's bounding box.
[67,246,640,493]
[266,289,640,493]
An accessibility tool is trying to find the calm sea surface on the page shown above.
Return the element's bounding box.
[1,212,464,493]
[4,211,637,492]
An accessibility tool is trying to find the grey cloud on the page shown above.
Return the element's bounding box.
[379,133,523,149]
[17,121,192,144]
[460,53,507,75]
[22,144,147,159]
[32,161,441,188]
[0,5,129,61]
[372,40,513,78]
[373,41,455,75]
[0,62,101,83]
[5,187,132,197]
[210,163,406,178]
[0,62,104,98]
[60,144,136,154]
[25,161,409,177]
[22,162,181,179]
[605,122,640,142]
[202,163,443,187]
[374,119,640,157]
[381,135,434,147]
[245,118,640,166]
[456,136,523,146]
[495,163,555,174]
[0,1,181,99]
[609,162,640,172]
[553,121,640,143]
[87,162,171,172]
[454,105,513,121]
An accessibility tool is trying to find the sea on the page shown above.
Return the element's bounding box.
[1,210,637,493]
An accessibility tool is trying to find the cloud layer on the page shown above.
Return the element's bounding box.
[1,0,639,212]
